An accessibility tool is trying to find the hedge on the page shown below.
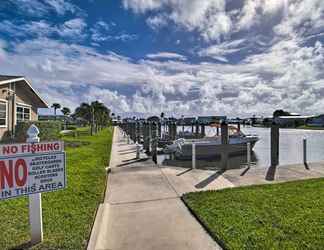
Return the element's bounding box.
[14,121,62,142]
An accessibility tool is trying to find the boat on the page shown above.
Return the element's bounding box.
[163,125,259,160]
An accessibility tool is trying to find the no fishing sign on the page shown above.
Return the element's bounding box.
[0,141,66,200]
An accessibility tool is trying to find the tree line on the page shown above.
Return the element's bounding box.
[51,101,111,135]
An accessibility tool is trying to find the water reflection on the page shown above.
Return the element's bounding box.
[159,126,324,169]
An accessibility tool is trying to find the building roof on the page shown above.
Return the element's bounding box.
[0,75,48,108]
[0,75,23,82]
[277,116,313,119]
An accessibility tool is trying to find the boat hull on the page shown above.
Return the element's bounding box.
[175,139,258,160]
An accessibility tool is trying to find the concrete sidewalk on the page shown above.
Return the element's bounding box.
[88,128,225,250]
[88,127,324,250]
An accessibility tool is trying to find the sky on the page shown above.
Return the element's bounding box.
[0,0,323,118]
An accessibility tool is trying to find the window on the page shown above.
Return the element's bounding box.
[0,101,7,127]
[16,104,30,122]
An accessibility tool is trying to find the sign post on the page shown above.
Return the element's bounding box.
[27,124,43,244]
[0,124,66,245]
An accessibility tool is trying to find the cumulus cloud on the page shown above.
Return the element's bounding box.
[0,0,324,118]
[123,0,231,42]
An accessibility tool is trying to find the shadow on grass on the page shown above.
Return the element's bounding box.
[195,169,226,189]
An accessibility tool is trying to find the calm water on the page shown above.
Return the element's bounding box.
[241,127,324,167]
[160,126,324,168]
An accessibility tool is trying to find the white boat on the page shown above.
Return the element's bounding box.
[164,126,259,160]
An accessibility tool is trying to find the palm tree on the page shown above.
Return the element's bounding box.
[51,103,61,120]
[61,107,71,116]
[61,107,71,130]
[91,101,110,133]
[73,101,110,135]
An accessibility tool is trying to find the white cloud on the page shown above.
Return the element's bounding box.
[123,0,231,42]
[7,0,79,17]
[58,18,87,38]
[0,19,87,40]
[122,0,162,13]
[146,52,186,61]
[1,0,324,117]
[90,21,137,42]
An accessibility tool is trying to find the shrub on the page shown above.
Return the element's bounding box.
[15,121,62,142]
[66,125,77,130]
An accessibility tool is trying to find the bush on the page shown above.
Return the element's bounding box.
[15,121,62,142]
[66,125,77,130]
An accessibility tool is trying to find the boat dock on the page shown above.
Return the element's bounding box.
[89,127,324,250]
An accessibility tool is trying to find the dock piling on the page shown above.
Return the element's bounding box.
[192,142,196,169]
[151,122,157,164]
[271,123,279,167]
[303,138,307,165]
[247,142,251,168]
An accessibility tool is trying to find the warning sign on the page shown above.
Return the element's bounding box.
[0,141,63,156]
[0,152,66,200]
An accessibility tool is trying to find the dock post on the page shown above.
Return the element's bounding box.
[220,121,229,169]
[158,122,162,139]
[148,122,152,153]
[303,138,307,164]
[192,141,196,169]
[168,122,172,140]
[130,122,135,143]
[173,122,177,140]
[136,142,140,159]
[271,123,279,167]
[151,122,157,164]
[221,121,229,145]
[191,124,194,134]
[195,121,199,138]
[237,122,241,132]
[247,142,251,168]
[216,126,220,136]
[201,124,205,137]
[135,121,140,143]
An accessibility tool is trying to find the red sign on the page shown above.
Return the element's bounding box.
[0,141,63,156]
[0,152,66,200]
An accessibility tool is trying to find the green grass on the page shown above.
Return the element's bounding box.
[0,127,113,250]
[183,178,324,250]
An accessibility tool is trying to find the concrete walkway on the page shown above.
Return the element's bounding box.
[88,128,226,250]
[88,127,324,250]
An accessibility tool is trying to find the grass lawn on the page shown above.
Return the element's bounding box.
[0,127,113,250]
[183,178,324,250]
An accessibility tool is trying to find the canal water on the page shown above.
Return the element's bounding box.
[242,127,324,167]
[159,126,324,169]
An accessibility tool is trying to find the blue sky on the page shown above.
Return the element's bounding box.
[0,0,323,117]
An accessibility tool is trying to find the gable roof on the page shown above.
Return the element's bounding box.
[0,75,48,108]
